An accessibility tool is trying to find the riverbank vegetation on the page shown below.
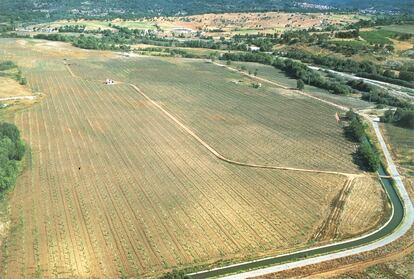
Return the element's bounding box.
[345,110,381,171]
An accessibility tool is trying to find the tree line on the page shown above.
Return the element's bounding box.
[381,108,414,129]
[0,123,26,197]
[277,48,414,88]
[344,110,380,172]
[220,51,413,110]
[346,79,413,109]
[222,52,353,95]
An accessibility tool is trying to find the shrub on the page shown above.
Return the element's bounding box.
[399,71,414,82]
[19,77,27,85]
[297,79,304,90]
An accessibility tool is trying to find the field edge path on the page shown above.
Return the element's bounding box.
[183,61,414,279]
[64,61,409,278]
[65,63,360,178]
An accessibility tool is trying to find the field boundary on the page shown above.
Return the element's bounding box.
[63,61,406,278]
[187,63,413,279]
[212,61,349,111]
[128,83,359,178]
[65,63,360,178]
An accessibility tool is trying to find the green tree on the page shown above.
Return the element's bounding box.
[380,109,395,123]
[20,77,27,85]
[0,122,25,195]
[399,71,414,82]
[296,79,305,90]
[0,122,20,143]
[358,142,380,171]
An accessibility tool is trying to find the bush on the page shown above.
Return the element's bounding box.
[399,71,414,82]
[19,77,27,85]
[0,61,17,71]
[395,110,414,129]
[329,82,350,95]
[383,108,414,129]
[297,79,304,90]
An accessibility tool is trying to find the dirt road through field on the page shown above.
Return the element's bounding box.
[66,63,359,178]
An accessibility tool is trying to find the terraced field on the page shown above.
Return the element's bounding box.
[0,39,388,278]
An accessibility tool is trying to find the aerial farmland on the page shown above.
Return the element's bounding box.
[0,39,389,278]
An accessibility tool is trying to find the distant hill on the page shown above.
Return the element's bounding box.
[307,0,413,13]
[0,0,412,21]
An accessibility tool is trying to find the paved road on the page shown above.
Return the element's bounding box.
[216,119,414,279]
[67,61,414,279]
[309,66,414,102]
[188,63,414,279]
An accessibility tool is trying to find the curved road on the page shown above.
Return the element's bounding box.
[216,120,413,279]
[66,62,413,279]
[308,66,414,102]
[187,63,414,279]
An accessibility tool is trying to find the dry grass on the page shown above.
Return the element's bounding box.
[72,57,363,173]
[0,77,32,98]
[154,12,361,34]
[389,38,414,52]
[29,12,363,38]
[336,176,389,239]
[381,123,414,176]
[0,39,388,278]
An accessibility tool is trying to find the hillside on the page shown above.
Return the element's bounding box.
[308,0,414,13]
[1,0,412,21]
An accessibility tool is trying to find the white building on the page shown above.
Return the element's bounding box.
[248,45,261,52]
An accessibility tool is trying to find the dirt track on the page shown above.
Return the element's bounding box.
[63,60,401,279]
[312,177,355,242]
[66,63,360,179]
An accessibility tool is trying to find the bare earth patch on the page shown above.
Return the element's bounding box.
[0,77,32,98]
